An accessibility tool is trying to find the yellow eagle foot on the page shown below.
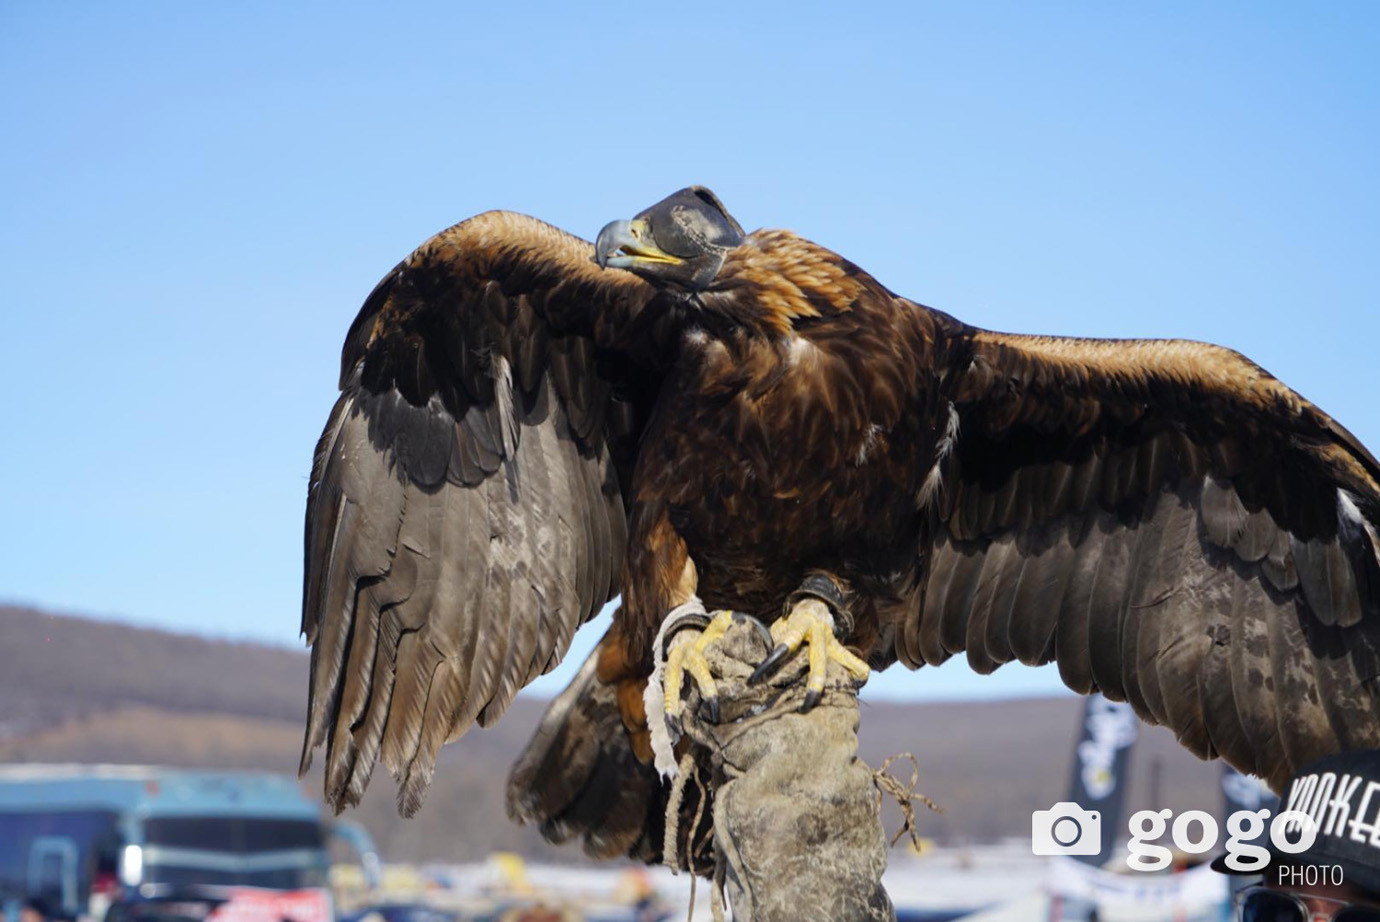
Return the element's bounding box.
[663,609,771,724]
[748,598,871,711]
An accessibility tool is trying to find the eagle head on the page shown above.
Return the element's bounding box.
[594,186,745,290]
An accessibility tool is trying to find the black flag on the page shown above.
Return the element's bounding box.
[1065,693,1138,865]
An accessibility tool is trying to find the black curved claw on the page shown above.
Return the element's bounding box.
[704,695,721,724]
[801,688,822,713]
[732,611,775,651]
[749,643,791,686]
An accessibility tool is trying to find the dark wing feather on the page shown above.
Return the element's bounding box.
[505,647,664,861]
[504,640,715,873]
[301,212,671,815]
[911,330,1380,790]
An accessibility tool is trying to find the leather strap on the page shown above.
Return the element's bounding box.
[659,602,711,658]
[784,572,855,639]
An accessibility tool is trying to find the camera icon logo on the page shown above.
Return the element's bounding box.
[1031,802,1102,856]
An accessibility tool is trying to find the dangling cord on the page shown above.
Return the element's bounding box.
[663,750,697,873]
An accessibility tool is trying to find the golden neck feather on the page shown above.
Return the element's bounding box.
[712,230,870,336]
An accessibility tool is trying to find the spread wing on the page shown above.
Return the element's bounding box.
[300,212,671,815]
[906,329,1380,790]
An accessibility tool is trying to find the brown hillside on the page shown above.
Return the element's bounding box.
[0,605,1227,862]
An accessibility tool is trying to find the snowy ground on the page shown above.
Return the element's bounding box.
[420,841,1229,920]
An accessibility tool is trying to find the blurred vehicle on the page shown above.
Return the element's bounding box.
[100,888,229,922]
[0,765,340,922]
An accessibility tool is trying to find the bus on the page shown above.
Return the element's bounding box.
[0,765,354,922]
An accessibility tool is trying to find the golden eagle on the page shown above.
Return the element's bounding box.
[300,187,1380,859]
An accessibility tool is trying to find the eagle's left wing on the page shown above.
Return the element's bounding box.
[906,327,1380,790]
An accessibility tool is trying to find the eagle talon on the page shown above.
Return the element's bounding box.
[663,609,740,724]
[748,643,792,685]
[750,598,871,711]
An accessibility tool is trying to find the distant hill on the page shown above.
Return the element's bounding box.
[0,605,305,734]
[0,604,1228,862]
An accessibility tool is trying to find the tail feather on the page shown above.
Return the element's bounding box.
[505,646,666,861]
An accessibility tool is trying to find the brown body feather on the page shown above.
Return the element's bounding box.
[301,208,1380,857]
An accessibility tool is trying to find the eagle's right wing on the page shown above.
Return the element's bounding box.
[301,212,673,815]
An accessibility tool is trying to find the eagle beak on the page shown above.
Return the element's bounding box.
[595,218,683,270]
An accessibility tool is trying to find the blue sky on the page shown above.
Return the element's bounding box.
[1,2,1376,702]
